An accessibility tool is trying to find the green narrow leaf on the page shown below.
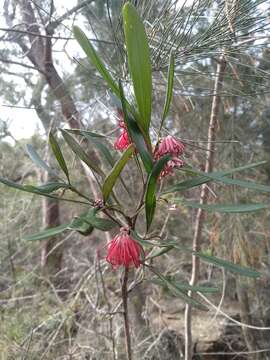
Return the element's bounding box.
[147,245,174,260]
[89,216,117,231]
[66,129,105,138]
[122,2,152,134]
[0,177,59,197]
[161,52,175,125]
[182,201,268,213]
[69,216,94,236]
[49,131,70,183]
[23,224,69,241]
[26,144,58,178]
[145,155,171,230]
[194,252,260,278]
[0,177,89,205]
[131,231,261,279]
[26,182,70,194]
[118,80,153,173]
[73,26,119,96]
[164,161,268,194]
[60,129,104,176]
[153,271,207,310]
[81,130,131,198]
[185,166,270,193]
[102,144,134,202]
[82,132,115,166]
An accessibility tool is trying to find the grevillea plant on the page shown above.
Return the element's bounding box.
[1,2,270,359]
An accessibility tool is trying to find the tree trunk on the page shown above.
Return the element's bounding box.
[41,182,62,275]
[3,0,103,275]
[236,280,261,360]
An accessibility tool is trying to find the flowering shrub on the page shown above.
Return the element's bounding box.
[0,2,269,359]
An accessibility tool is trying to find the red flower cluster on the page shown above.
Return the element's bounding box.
[114,113,131,151]
[154,135,185,177]
[106,228,143,269]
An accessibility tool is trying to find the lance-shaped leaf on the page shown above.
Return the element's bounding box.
[183,166,270,193]
[194,252,260,278]
[74,208,117,231]
[73,26,137,122]
[102,144,134,202]
[73,25,119,96]
[82,132,115,167]
[69,217,94,236]
[152,270,207,310]
[122,2,152,134]
[0,177,89,205]
[131,230,261,279]
[23,224,69,241]
[161,52,175,128]
[49,131,70,183]
[67,129,105,138]
[81,130,131,197]
[60,129,104,176]
[146,245,174,260]
[145,155,171,230]
[164,160,268,194]
[24,208,117,241]
[181,201,268,213]
[26,182,70,194]
[0,177,63,197]
[119,80,153,173]
[26,144,59,178]
[166,242,261,278]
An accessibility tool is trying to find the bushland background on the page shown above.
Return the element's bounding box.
[1,0,270,359]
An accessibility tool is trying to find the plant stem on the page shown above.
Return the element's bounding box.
[184,54,227,360]
[122,267,132,360]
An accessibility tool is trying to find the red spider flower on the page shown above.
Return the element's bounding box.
[114,129,131,151]
[114,111,132,151]
[155,135,185,158]
[106,229,143,269]
[154,136,185,178]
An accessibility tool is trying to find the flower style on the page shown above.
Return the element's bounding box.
[106,229,143,269]
[154,135,185,177]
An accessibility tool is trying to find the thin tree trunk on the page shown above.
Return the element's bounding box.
[4,0,104,274]
[236,281,261,360]
[184,55,227,360]
[41,175,62,274]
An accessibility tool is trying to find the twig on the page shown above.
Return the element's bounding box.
[122,267,132,360]
[0,27,114,44]
[96,256,117,360]
[184,54,227,360]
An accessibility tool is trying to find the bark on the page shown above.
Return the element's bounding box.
[41,178,62,274]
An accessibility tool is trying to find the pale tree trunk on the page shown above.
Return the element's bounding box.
[31,80,63,275]
[41,177,62,274]
[184,55,227,360]
[236,281,262,360]
[3,0,102,275]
